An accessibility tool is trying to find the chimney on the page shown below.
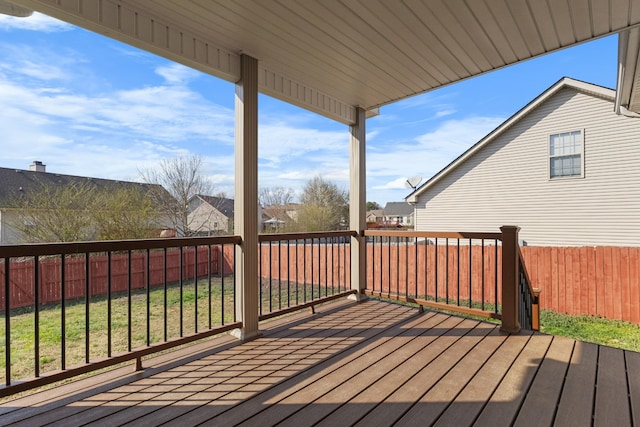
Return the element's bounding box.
[29,161,46,173]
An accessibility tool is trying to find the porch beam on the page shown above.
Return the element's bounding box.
[233,54,260,340]
[349,107,367,300]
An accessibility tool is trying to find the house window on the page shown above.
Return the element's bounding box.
[549,130,583,178]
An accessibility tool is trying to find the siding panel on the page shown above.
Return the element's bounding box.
[415,87,640,247]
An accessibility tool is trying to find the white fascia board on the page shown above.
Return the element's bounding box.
[406,77,615,204]
[259,66,357,125]
[13,0,360,125]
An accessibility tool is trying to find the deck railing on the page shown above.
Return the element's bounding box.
[364,227,539,332]
[0,236,241,398]
[518,246,541,331]
[257,231,357,320]
[0,227,538,398]
[364,230,503,321]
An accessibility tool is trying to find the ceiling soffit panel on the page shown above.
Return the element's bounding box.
[10,0,640,125]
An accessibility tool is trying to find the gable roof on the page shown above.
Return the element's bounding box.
[0,166,165,208]
[406,77,615,204]
[195,195,235,218]
[383,202,414,217]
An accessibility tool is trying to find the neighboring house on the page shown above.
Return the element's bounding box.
[366,209,384,224]
[382,202,414,229]
[407,77,640,247]
[261,204,300,232]
[187,195,235,235]
[0,161,170,244]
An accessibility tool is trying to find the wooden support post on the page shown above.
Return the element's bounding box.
[232,54,261,341]
[349,107,367,301]
[500,225,521,333]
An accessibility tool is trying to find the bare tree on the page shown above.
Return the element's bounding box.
[139,155,214,237]
[259,186,295,207]
[296,175,348,231]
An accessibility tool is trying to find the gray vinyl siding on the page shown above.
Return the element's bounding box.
[414,87,640,247]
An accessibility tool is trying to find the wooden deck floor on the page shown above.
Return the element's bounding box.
[2,299,640,426]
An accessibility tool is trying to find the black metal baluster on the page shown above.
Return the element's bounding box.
[194,245,198,333]
[415,237,418,299]
[435,239,439,303]
[146,249,150,346]
[107,251,112,357]
[278,240,282,310]
[259,241,263,316]
[387,236,391,295]
[208,245,212,329]
[179,246,184,337]
[5,257,11,385]
[481,239,485,311]
[495,241,499,314]
[220,244,225,325]
[445,238,449,304]
[128,250,132,352]
[469,239,472,308]
[61,254,66,370]
[163,248,167,342]
[85,253,90,363]
[457,239,461,306]
[287,240,291,307]
[34,256,40,377]
[269,241,273,313]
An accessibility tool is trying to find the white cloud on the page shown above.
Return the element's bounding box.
[0,12,72,32]
[373,177,412,190]
[155,63,199,85]
[258,122,347,167]
[365,115,504,203]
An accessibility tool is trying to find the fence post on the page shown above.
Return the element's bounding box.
[500,225,521,333]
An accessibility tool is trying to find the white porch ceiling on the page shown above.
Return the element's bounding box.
[10,0,640,124]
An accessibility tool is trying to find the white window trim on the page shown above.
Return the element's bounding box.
[548,129,585,180]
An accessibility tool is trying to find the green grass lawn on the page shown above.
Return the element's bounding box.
[540,310,640,352]
[0,277,340,386]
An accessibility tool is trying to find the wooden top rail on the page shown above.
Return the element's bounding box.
[258,230,357,242]
[0,235,243,258]
[364,230,503,240]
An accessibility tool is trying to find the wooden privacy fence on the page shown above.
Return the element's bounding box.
[521,246,640,324]
[0,246,235,311]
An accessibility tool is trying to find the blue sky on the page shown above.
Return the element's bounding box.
[0,12,619,205]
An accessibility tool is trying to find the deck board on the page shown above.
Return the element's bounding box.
[513,335,575,426]
[594,346,632,426]
[432,333,532,426]
[553,340,598,426]
[2,299,640,427]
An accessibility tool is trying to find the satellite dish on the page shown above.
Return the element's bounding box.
[404,176,422,190]
[0,0,32,17]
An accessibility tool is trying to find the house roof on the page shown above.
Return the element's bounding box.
[195,195,235,218]
[383,202,413,217]
[0,166,165,208]
[406,77,615,204]
[261,204,299,221]
[12,1,640,124]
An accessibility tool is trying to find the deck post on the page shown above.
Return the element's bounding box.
[500,225,521,333]
[348,107,367,301]
[232,54,261,340]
